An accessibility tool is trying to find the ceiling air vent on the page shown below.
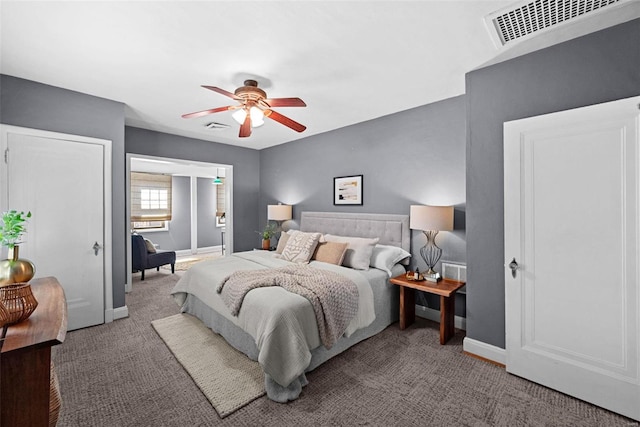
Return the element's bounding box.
[204,122,230,130]
[486,0,626,46]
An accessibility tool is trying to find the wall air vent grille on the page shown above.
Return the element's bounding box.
[487,0,622,45]
[204,122,230,130]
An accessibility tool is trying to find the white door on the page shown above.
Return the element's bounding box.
[1,126,111,330]
[504,96,640,420]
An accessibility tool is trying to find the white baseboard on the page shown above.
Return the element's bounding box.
[112,305,129,321]
[462,337,506,365]
[415,304,467,331]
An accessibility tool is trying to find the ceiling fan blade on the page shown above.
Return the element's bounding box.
[181,105,233,119]
[264,109,306,133]
[202,85,242,100]
[239,113,252,138]
[263,97,306,108]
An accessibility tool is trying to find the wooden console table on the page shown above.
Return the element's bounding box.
[390,273,465,344]
[1,276,67,426]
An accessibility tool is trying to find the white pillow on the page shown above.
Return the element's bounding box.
[280,230,322,263]
[323,234,379,270]
[370,244,411,277]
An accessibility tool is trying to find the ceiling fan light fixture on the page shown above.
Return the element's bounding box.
[232,106,264,128]
[183,80,306,137]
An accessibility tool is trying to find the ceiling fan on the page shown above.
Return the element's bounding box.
[182,79,307,138]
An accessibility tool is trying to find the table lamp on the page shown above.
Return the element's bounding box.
[267,204,292,231]
[410,205,454,276]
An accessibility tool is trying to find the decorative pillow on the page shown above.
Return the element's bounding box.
[280,230,322,263]
[312,241,349,265]
[275,231,290,254]
[323,234,379,270]
[144,238,157,253]
[370,244,411,277]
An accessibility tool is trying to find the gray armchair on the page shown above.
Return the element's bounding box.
[131,234,176,280]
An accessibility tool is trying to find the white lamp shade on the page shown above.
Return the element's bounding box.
[267,204,292,221]
[410,205,454,231]
[232,107,264,127]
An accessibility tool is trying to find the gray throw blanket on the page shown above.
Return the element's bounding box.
[216,265,359,349]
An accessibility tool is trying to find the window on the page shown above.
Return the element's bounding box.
[131,172,172,223]
[141,188,168,210]
[215,177,225,227]
[131,220,168,232]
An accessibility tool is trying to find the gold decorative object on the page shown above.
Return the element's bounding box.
[0,299,10,328]
[0,245,36,286]
[0,282,38,324]
[405,271,424,281]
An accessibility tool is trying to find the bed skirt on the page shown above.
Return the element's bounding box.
[179,278,399,402]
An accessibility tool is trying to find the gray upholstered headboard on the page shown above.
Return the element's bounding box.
[300,211,410,264]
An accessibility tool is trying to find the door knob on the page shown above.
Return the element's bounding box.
[93,241,102,256]
[509,258,519,278]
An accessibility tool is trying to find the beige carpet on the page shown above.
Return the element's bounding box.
[163,253,222,271]
[151,313,265,418]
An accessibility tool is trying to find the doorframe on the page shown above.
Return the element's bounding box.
[0,124,114,322]
[125,154,234,292]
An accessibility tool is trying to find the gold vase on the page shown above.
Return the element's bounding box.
[0,245,36,286]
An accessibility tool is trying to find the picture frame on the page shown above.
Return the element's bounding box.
[333,175,363,205]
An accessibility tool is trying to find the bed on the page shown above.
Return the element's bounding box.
[171,211,410,402]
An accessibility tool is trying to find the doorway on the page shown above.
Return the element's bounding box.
[125,154,233,291]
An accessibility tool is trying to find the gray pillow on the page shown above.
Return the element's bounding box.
[323,234,379,270]
[370,244,411,277]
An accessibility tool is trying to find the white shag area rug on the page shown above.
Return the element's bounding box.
[151,313,265,418]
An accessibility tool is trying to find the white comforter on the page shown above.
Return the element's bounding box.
[171,251,375,387]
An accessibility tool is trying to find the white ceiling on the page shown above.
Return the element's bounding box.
[0,1,545,150]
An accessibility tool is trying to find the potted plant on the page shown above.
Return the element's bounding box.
[0,210,32,251]
[0,210,35,285]
[257,223,277,250]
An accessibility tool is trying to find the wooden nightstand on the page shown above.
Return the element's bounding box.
[389,273,465,344]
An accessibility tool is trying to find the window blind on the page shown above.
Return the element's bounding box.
[131,172,172,222]
[216,178,225,217]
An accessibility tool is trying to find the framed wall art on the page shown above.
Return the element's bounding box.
[334,175,363,205]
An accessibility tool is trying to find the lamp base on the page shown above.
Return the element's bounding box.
[419,230,443,276]
[423,271,442,282]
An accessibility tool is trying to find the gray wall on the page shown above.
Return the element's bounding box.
[197,176,223,248]
[125,126,260,252]
[465,18,640,348]
[0,74,128,309]
[260,96,467,314]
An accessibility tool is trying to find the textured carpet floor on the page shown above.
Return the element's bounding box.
[51,271,639,426]
[152,313,265,417]
[161,253,222,271]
